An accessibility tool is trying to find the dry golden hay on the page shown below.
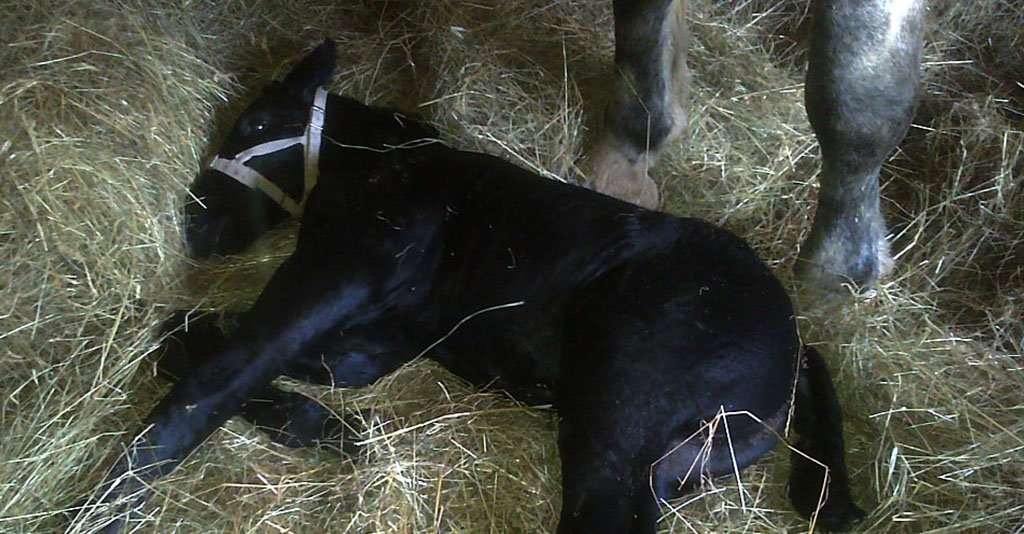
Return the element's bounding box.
[1,0,1022,533]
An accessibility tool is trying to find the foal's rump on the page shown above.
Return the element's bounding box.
[556,221,798,505]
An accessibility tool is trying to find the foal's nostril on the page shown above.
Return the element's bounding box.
[183,222,206,259]
[182,189,224,258]
[180,210,194,254]
[183,215,228,259]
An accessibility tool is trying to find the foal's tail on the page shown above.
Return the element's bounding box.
[788,346,866,532]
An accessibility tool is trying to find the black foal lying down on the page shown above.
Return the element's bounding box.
[86,40,865,533]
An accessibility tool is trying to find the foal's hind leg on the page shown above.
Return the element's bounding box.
[584,0,689,209]
[797,0,925,288]
[555,410,662,534]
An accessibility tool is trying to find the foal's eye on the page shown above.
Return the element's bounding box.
[254,122,265,131]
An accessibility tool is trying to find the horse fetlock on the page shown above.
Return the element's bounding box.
[796,199,892,289]
[606,0,690,158]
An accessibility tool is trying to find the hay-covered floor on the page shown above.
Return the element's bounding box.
[2,0,1022,532]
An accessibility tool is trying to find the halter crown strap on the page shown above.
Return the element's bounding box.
[304,86,326,202]
[207,86,328,217]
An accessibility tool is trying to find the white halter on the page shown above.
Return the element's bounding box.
[207,86,328,217]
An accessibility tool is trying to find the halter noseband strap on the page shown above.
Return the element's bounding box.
[207,86,328,217]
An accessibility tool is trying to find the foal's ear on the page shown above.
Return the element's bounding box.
[282,39,337,104]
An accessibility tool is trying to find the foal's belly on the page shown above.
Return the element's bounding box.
[429,306,565,406]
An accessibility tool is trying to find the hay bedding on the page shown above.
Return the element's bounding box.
[1,0,1021,532]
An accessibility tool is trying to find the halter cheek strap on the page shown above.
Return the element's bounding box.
[207,86,328,217]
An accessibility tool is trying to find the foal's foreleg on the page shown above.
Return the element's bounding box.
[156,311,410,453]
[159,311,413,388]
[89,255,380,532]
[156,311,357,454]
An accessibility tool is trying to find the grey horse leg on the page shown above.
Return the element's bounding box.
[797,0,925,288]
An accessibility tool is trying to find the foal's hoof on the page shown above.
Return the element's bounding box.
[790,487,867,533]
[242,389,364,458]
[317,411,366,457]
[581,135,660,209]
[152,310,228,381]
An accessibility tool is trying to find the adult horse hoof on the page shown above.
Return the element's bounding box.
[581,135,660,210]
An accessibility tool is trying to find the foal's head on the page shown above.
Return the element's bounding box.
[184,39,440,258]
[184,41,336,258]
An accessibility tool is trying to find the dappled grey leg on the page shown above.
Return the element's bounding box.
[583,0,689,209]
[796,0,924,288]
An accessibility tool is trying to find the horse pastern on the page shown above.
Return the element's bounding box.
[796,218,892,290]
